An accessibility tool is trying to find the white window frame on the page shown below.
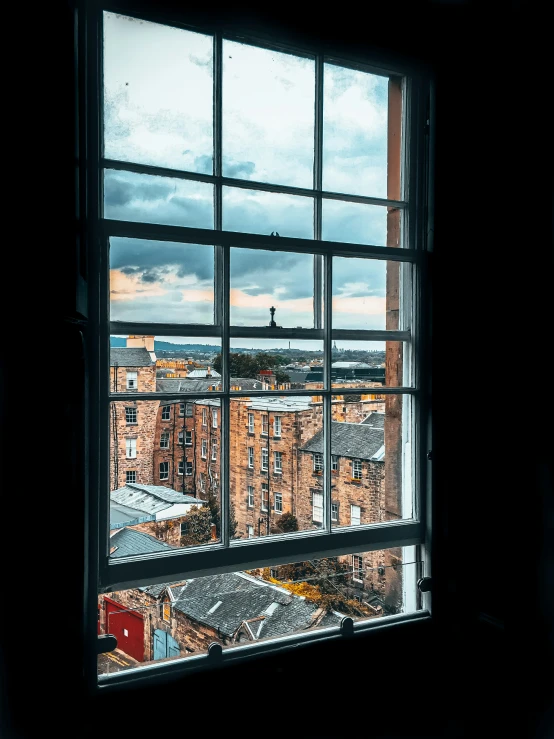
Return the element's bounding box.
[179,403,185,417]
[212,409,218,428]
[274,451,282,474]
[351,505,361,526]
[178,461,184,476]
[211,441,217,461]
[247,447,254,469]
[201,439,208,459]
[161,406,171,421]
[313,453,323,472]
[273,416,281,438]
[89,6,432,690]
[199,473,205,492]
[312,491,324,524]
[125,407,137,424]
[248,413,255,434]
[261,447,268,472]
[185,404,193,417]
[261,484,269,512]
[247,485,254,508]
[160,432,169,450]
[159,462,169,481]
[185,461,193,476]
[126,470,136,484]
[125,438,136,459]
[126,371,137,390]
[331,502,338,521]
[178,430,184,446]
[352,555,364,583]
[185,430,192,446]
[331,455,338,472]
[352,460,362,480]
[274,493,283,514]
[202,408,207,427]
[247,525,254,539]
[261,414,269,436]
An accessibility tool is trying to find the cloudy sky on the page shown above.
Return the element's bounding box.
[104,12,397,347]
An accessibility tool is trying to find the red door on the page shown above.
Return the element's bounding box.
[103,597,145,662]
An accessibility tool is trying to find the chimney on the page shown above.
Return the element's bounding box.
[206,366,211,377]
[127,335,156,362]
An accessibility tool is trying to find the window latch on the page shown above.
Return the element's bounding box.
[97,634,117,654]
[417,577,432,593]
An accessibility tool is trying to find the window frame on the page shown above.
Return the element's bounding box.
[248,413,255,434]
[274,451,282,474]
[247,485,254,508]
[161,406,171,421]
[125,407,137,424]
[160,432,170,450]
[159,462,169,480]
[86,3,433,691]
[273,416,282,438]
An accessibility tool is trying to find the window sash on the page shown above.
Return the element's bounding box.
[274,452,282,473]
[248,413,254,433]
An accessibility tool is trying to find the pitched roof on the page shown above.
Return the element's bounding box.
[186,368,222,378]
[361,412,385,429]
[110,484,205,515]
[331,361,372,369]
[110,347,154,367]
[156,377,265,393]
[300,421,384,460]
[110,501,156,529]
[109,528,173,558]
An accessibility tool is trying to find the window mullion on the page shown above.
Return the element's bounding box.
[313,54,323,331]
[323,253,332,533]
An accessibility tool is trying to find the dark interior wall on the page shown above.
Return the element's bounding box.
[3,2,551,737]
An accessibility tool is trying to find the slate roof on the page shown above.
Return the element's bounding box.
[300,421,384,460]
[109,528,174,558]
[110,348,154,367]
[110,484,205,515]
[361,412,385,429]
[186,368,221,378]
[110,501,156,528]
[332,361,371,369]
[156,377,265,393]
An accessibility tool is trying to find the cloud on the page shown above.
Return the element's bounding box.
[223,160,256,178]
[110,237,214,283]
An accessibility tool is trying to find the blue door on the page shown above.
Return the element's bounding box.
[153,629,180,660]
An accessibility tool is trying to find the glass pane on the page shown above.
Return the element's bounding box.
[231,248,314,328]
[110,335,221,394]
[109,396,221,553]
[323,393,412,529]
[223,41,314,188]
[222,187,313,239]
[330,340,410,388]
[230,393,328,540]
[332,256,386,330]
[98,546,421,676]
[104,170,214,228]
[110,238,214,324]
[323,64,391,199]
[228,340,323,391]
[103,12,213,173]
[323,200,396,247]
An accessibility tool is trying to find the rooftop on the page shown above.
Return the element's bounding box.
[109,527,174,558]
[111,484,205,515]
[110,348,154,367]
[301,421,385,460]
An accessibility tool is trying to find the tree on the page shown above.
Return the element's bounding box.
[274,369,291,385]
[205,488,238,540]
[180,506,212,547]
[272,511,298,533]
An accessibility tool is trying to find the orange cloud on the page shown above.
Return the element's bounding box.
[230,288,313,312]
[110,270,168,301]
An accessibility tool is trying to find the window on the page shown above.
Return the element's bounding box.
[261,484,269,512]
[126,371,137,390]
[126,470,136,484]
[92,7,431,688]
[247,485,254,508]
[160,432,169,449]
[350,505,361,526]
[161,406,171,421]
[162,601,171,622]
[247,525,254,539]
[178,461,184,476]
[178,431,184,446]
[352,555,364,583]
[211,441,217,461]
[312,492,323,523]
[125,438,136,459]
[313,453,323,473]
[125,407,137,424]
[180,522,189,537]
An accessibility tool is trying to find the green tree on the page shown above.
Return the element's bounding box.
[272,511,298,533]
[206,488,238,539]
[275,369,291,384]
[180,506,213,547]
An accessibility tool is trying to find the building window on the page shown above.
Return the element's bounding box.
[261,414,268,436]
[201,439,208,459]
[162,601,171,622]
[125,407,137,424]
[159,462,169,480]
[160,432,170,449]
[248,413,254,433]
[180,522,189,537]
[261,447,268,472]
[312,492,323,523]
[313,453,323,473]
[352,460,362,480]
[202,408,207,426]
[247,485,254,508]
[185,404,193,417]
[178,430,184,446]
[212,409,218,428]
[350,505,361,526]
[185,461,193,476]
[261,484,269,512]
[161,405,171,421]
[352,555,364,583]
[247,525,254,539]
[274,451,282,474]
[199,473,205,491]
[126,470,136,484]
[247,447,254,468]
[273,416,281,437]
[331,455,338,473]
[274,493,283,514]
[184,430,192,446]
[179,403,185,417]
[125,438,136,459]
[126,371,137,390]
[178,460,184,476]
[331,502,338,521]
[211,441,217,461]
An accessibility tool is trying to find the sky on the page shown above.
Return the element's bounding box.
[104,12,398,349]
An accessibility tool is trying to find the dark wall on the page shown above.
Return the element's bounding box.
[3,2,551,737]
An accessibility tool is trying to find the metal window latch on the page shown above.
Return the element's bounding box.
[427,450,433,461]
[340,616,354,638]
[97,634,117,654]
[208,642,223,662]
[417,577,432,593]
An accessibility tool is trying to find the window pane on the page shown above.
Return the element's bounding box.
[98,546,421,676]
[231,248,314,328]
[109,397,221,554]
[110,336,221,394]
[227,340,323,391]
[104,170,214,229]
[332,256,387,330]
[222,187,313,239]
[323,63,392,199]
[110,238,214,325]
[103,12,213,173]
[323,200,399,247]
[330,340,411,388]
[222,41,314,188]
[322,393,413,530]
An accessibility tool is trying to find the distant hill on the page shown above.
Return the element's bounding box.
[110,337,219,352]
